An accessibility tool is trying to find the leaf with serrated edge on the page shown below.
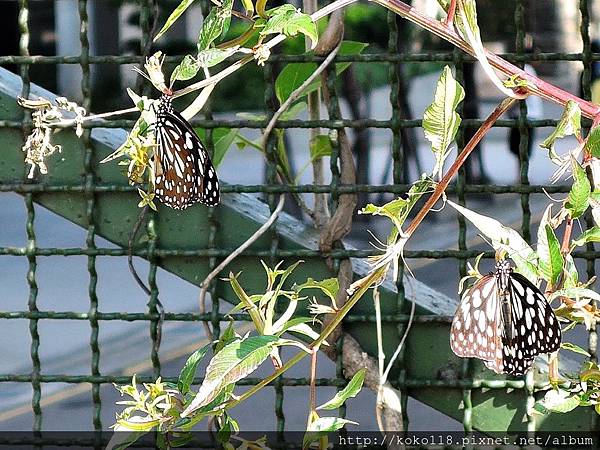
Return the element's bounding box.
[181,336,279,416]
[317,369,366,410]
[423,65,464,179]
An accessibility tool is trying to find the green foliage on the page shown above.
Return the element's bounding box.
[566,160,591,219]
[584,126,600,158]
[178,344,211,394]
[255,5,318,48]
[197,0,234,51]
[317,369,366,410]
[422,65,465,179]
[275,41,368,104]
[540,100,582,163]
[154,0,197,42]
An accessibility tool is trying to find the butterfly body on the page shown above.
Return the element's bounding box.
[152,94,219,209]
[450,260,561,376]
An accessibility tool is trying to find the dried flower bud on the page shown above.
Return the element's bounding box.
[144,51,169,94]
[252,44,270,66]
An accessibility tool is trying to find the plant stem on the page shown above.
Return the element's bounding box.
[225,267,385,409]
[444,0,456,28]
[404,97,517,238]
[370,0,600,119]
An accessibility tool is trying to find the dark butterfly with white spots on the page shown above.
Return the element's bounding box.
[152,93,220,209]
[450,259,561,376]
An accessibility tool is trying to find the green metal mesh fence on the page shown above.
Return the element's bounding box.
[0,0,599,442]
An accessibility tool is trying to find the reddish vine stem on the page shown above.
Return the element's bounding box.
[371,0,600,119]
[309,349,318,416]
[444,0,456,28]
[404,97,517,238]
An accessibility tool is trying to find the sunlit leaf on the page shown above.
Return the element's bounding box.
[196,128,238,168]
[295,278,339,303]
[182,335,280,416]
[572,226,600,247]
[561,342,591,357]
[257,5,318,48]
[534,389,581,414]
[197,0,234,51]
[447,200,538,282]
[154,0,196,42]
[303,417,358,449]
[197,46,241,68]
[178,343,211,394]
[170,55,200,84]
[317,369,366,410]
[540,100,582,163]
[423,65,465,179]
[566,159,591,219]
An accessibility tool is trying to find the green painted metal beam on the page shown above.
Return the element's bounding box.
[0,68,587,432]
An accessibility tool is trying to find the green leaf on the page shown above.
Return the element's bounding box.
[310,134,333,160]
[536,205,553,283]
[178,343,211,395]
[258,5,318,48]
[295,277,339,303]
[274,41,368,103]
[197,0,234,51]
[563,254,579,289]
[106,429,148,450]
[240,0,254,14]
[584,126,600,158]
[195,128,238,168]
[566,160,591,219]
[360,176,433,232]
[423,65,465,179]
[549,287,600,304]
[447,200,539,282]
[317,369,366,410]
[303,417,358,448]
[214,321,237,354]
[154,0,196,42]
[534,389,581,414]
[181,335,280,416]
[197,46,240,68]
[170,55,200,84]
[572,226,600,247]
[540,100,582,163]
[561,342,591,357]
[545,225,563,286]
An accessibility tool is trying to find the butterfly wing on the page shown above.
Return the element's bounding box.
[497,272,561,375]
[153,104,220,209]
[450,274,505,372]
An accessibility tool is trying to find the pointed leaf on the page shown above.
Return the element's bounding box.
[566,160,591,219]
[423,65,465,179]
[447,200,538,282]
[154,0,196,42]
[170,55,200,84]
[178,343,211,394]
[561,342,591,357]
[303,417,358,448]
[540,100,582,161]
[317,368,366,410]
[572,226,600,247]
[295,278,339,303]
[197,0,234,51]
[584,126,600,158]
[181,336,279,416]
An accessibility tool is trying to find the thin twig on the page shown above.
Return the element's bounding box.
[198,194,285,337]
[404,97,517,238]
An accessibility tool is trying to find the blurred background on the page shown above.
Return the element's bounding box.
[1,0,600,434]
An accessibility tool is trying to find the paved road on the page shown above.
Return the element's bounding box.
[0,73,594,432]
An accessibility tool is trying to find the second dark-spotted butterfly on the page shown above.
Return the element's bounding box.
[450,259,561,376]
[152,93,219,209]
